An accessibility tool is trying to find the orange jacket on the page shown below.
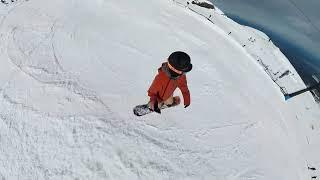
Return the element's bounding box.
[148,63,190,106]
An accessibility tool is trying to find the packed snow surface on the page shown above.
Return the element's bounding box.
[0,0,319,179]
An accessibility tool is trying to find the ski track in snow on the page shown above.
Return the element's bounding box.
[3,19,112,115]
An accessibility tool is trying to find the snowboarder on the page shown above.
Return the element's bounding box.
[147,51,192,113]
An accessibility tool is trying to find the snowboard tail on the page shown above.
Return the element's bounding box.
[133,96,181,116]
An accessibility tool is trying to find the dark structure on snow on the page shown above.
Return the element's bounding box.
[191,0,215,9]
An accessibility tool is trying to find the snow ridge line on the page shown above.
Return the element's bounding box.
[172,0,301,95]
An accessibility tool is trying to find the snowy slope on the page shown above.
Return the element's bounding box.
[0,0,319,179]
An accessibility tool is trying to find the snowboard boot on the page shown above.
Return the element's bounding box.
[162,96,181,108]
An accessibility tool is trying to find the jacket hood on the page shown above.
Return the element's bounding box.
[159,62,181,80]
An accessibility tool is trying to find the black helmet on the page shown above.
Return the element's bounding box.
[168,51,192,72]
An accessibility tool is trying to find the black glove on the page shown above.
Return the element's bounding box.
[154,102,161,114]
[149,100,161,114]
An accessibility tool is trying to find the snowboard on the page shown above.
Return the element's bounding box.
[133,96,181,116]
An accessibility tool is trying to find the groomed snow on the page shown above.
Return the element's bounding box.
[0,0,319,179]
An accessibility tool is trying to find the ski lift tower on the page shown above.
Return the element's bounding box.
[285,74,320,101]
[311,74,320,102]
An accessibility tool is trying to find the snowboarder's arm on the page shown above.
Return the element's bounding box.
[178,75,190,107]
[148,73,161,103]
